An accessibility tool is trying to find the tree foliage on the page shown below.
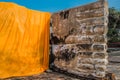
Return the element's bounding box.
[108,7,120,42]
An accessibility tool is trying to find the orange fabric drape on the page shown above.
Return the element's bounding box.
[0,2,51,78]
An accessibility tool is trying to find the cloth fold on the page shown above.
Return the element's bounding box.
[0,2,51,78]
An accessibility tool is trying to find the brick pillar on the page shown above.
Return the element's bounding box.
[50,0,108,78]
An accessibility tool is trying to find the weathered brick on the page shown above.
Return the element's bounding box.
[77,1,104,12]
[79,52,93,58]
[93,52,108,59]
[93,71,106,77]
[52,44,93,56]
[92,44,107,51]
[93,59,108,65]
[93,25,105,34]
[76,9,104,20]
[95,65,107,71]
[50,0,108,78]
[76,17,105,28]
[94,35,107,43]
[78,64,94,70]
[80,58,93,64]
[65,35,94,44]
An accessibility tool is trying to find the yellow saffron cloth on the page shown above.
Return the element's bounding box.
[0,2,51,78]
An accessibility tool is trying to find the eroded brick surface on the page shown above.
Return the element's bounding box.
[50,0,108,78]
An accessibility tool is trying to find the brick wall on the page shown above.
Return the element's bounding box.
[50,0,108,78]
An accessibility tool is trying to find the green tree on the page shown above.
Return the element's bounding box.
[108,7,120,42]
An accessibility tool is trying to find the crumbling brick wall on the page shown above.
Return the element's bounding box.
[50,0,108,78]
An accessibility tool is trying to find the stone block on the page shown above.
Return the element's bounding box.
[93,52,108,59]
[92,44,107,52]
[50,0,108,78]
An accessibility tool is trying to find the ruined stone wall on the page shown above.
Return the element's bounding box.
[50,0,108,78]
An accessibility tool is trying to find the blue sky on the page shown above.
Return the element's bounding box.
[0,0,120,12]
